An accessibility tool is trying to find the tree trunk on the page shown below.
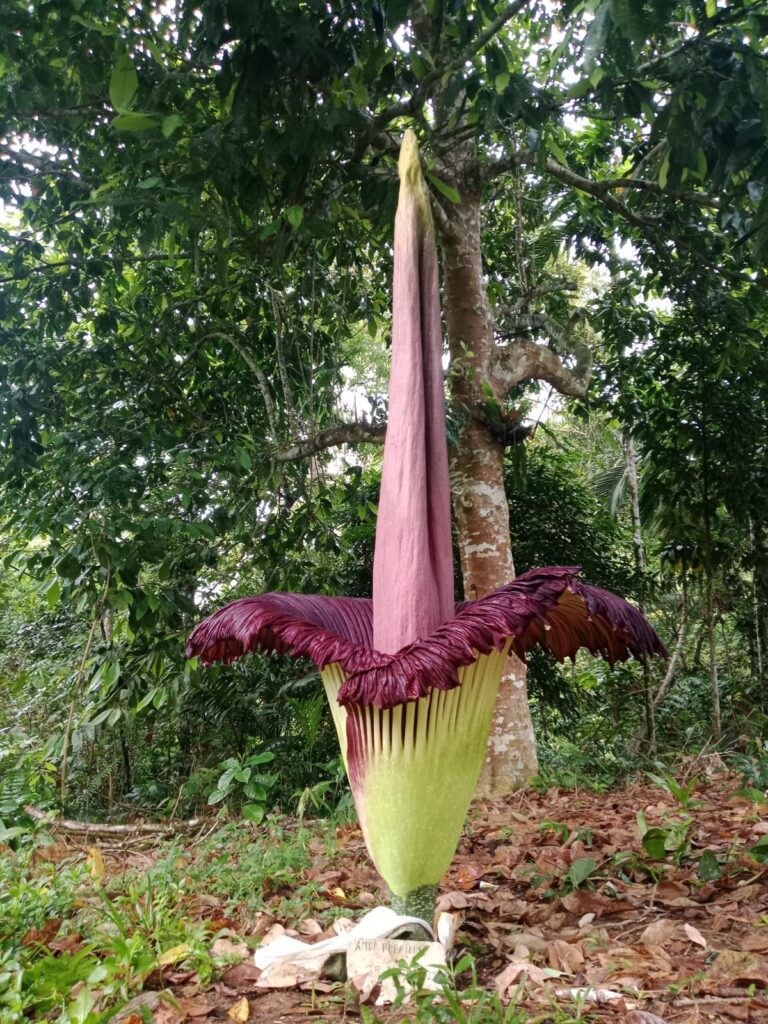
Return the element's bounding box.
[623,433,655,751]
[706,567,721,740]
[441,189,538,794]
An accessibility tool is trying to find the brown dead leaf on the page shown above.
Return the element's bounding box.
[296,919,323,937]
[716,883,763,904]
[255,960,318,989]
[153,1004,183,1024]
[111,991,166,1021]
[220,964,262,991]
[211,937,250,960]
[435,890,469,912]
[48,933,83,955]
[348,972,381,1006]
[259,923,286,947]
[492,929,548,953]
[683,922,707,947]
[227,996,249,1022]
[203,916,241,933]
[561,891,635,918]
[741,930,768,952]
[21,918,62,948]
[706,947,768,986]
[626,1012,670,1024]
[179,998,215,1018]
[654,880,698,907]
[495,959,563,996]
[640,917,680,951]
[547,939,585,975]
[455,862,487,890]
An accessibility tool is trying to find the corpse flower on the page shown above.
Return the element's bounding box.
[187,132,667,920]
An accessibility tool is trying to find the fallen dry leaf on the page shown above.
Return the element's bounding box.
[86,846,105,880]
[496,959,563,996]
[227,996,249,1022]
[179,997,215,1018]
[296,919,323,937]
[211,937,250,960]
[21,918,62,948]
[547,938,585,975]
[220,963,262,990]
[560,891,635,918]
[640,917,680,951]
[683,922,707,947]
[158,944,193,967]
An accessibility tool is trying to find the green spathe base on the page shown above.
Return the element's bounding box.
[389,884,439,923]
[322,643,510,900]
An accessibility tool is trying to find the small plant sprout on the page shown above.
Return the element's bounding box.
[188,131,667,919]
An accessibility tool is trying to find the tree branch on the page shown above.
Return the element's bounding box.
[199,331,278,439]
[482,150,718,215]
[373,0,529,129]
[275,421,386,462]
[653,584,688,710]
[491,336,592,398]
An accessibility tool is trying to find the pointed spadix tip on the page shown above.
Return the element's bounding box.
[398,129,431,224]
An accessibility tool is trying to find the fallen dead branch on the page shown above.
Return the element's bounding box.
[24,805,204,839]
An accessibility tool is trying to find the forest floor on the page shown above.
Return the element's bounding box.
[5,762,768,1023]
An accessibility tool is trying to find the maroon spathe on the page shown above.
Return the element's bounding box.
[186,132,668,713]
[371,131,454,653]
[186,566,668,709]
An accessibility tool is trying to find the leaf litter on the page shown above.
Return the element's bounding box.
[19,769,768,1022]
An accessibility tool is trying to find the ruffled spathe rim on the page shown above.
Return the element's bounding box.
[186,566,668,710]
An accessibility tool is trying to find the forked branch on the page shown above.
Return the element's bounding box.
[492,336,592,398]
[275,421,386,462]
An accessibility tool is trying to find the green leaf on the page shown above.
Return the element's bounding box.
[135,687,158,712]
[706,0,716,16]
[494,72,510,94]
[566,78,593,99]
[658,149,670,189]
[642,827,669,861]
[161,113,183,138]
[246,751,276,765]
[568,856,597,888]
[698,850,721,881]
[137,176,161,190]
[68,985,95,1024]
[112,112,159,131]
[236,445,252,470]
[259,218,281,239]
[285,205,304,229]
[242,803,265,823]
[425,171,461,204]
[42,577,61,610]
[735,787,768,803]
[546,136,569,167]
[109,54,138,111]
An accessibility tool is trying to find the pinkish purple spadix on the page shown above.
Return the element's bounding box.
[372,130,454,654]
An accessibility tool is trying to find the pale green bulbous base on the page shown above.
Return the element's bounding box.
[321,643,510,903]
[389,884,439,925]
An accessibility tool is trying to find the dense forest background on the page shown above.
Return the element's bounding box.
[1,0,767,830]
